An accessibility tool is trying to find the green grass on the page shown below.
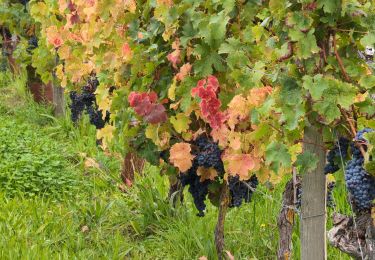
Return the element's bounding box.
[0,71,354,259]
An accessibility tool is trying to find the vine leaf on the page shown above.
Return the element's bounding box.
[266,142,292,173]
[170,113,191,133]
[223,152,259,180]
[169,143,195,172]
[296,152,318,175]
[175,63,192,81]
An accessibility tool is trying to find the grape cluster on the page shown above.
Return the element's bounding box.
[326,182,336,208]
[324,137,350,174]
[179,136,223,216]
[179,163,211,217]
[228,175,258,207]
[26,36,38,53]
[344,128,375,210]
[178,135,260,215]
[194,135,225,174]
[355,128,373,142]
[69,77,110,129]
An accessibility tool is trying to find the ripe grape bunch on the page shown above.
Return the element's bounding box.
[27,36,38,53]
[344,128,375,210]
[179,136,224,216]
[179,135,259,216]
[69,77,110,129]
[228,175,258,208]
[324,137,350,174]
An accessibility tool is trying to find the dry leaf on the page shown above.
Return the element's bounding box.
[286,208,295,224]
[197,167,218,181]
[225,250,235,260]
[81,225,90,233]
[84,157,100,169]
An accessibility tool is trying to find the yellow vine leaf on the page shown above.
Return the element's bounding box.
[170,113,191,134]
[145,124,170,149]
[124,0,137,13]
[168,79,176,101]
[228,131,242,151]
[169,143,195,172]
[96,125,115,149]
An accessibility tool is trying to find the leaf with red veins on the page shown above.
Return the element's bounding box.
[144,104,168,124]
[128,91,142,106]
[200,100,220,118]
[128,91,166,123]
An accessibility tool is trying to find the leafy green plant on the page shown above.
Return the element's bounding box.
[0,119,79,198]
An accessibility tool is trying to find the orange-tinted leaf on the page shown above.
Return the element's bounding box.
[169,143,194,172]
[175,63,192,81]
[46,26,64,48]
[211,125,230,148]
[247,86,273,107]
[223,152,258,180]
[226,94,249,129]
[124,0,136,13]
[122,43,133,62]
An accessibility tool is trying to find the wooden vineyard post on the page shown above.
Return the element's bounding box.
[301,125,327,260]
[52,82,65,117]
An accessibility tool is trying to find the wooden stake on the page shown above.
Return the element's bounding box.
[277,176,300,260]
[301,125,327,260]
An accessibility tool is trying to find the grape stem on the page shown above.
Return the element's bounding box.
[338,106,367,158]
[332,33,351,82]
[214,181,229,260]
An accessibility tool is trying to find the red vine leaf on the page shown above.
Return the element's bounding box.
[191,75,226,129]
[128,91,167,124]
